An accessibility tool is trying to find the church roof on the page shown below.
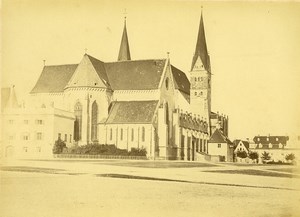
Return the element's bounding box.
[191,13,210,72]
[104,59,166,90]
[209,129,232,144]
[118,19,131,61]
[105,100,158,124]
[31,64,78,93]
[171,65,190,95]
[31,55,191,93]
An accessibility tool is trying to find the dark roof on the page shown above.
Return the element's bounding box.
[104,59,166,90]
[253,136,289,145]
[118,20,131,61]
[171,65,190,95]
[105,101,158,124]
[191,13,210,71]
[31,64,78,93]
[209,129,232,144]
[86,55,110,87]
[233,140,250,150]
[31,55,191,93]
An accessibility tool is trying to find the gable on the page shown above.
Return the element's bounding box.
[67,55,108,89]
[31,64,78,93]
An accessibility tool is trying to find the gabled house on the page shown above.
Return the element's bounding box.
[208,129,233,162]
[233,140,250,154]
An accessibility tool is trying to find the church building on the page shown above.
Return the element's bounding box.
[2,13,230,161]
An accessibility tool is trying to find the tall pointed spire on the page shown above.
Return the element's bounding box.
[191,12,210,72]
[118,17,131,61]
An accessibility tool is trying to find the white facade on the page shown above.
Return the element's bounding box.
[1,107,74,158]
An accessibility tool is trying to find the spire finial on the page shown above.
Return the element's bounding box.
[43,60,46,66]
[85,48,87,54]
[167,52,170,59]
[123,8,127,21]
[118,10,131,61]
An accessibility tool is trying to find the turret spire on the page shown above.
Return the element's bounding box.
[118,17,131,61]
[191,12,210,72]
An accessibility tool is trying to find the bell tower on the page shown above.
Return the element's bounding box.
[190,12,211,133]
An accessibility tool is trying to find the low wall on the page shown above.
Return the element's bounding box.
[54,154,147,160]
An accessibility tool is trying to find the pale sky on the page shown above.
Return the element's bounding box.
[1,0,300,143]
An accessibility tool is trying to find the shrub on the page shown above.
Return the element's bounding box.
[53,139,67,154]
[62,144,147,156]
[236,150,248,159]
[261,151,271,163]
[129,147,147,156]
[285,153,295,162]
[248,152,259,161]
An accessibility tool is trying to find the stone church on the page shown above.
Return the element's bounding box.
[20,13,229,160]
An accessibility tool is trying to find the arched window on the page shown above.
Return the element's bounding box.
[91,101,98,141]
[131,128,134,141]
[165,102,169,125]
[142,127,145,142]
[120,128,123,141]
[165,77,169,90]
[74,102,82,141]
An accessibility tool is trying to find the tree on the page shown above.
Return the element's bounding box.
[52,138,67,154]
[236,150,248,159]
[285,153,295,162]
[261,151,271,162]
[249,151,259,162]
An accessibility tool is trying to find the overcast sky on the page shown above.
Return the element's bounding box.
[2,0,300,143]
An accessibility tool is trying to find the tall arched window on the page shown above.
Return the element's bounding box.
[165,102,169,124]
[110,128,113,141]
[91,101,98,141]
[131,128,134,141]
[120,128,123,141]
[74,102,82,141]
[141,127,145,142]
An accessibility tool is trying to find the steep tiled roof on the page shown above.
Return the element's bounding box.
[171,65,190,95]
[104,59,166,90]
[31,64,78,93]
[31,55,192,93]
[209,129,232,144]
[105,101,158,124]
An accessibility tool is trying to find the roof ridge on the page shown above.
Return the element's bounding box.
[105,58,166,63]
[44,63,78,67]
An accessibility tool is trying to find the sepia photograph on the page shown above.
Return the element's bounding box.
[1,0,300,217]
